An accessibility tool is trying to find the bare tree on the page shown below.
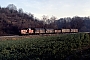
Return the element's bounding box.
[71,16,84,30]
[7,4,17,10]
[50,16,57,29]
[50,15,56,23]
[18,8,23,14]
[42,15,49,24]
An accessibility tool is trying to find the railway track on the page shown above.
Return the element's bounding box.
[0,34,60,40]
[0,33,80,40]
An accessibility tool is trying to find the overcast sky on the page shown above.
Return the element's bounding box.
[0,0,90,19]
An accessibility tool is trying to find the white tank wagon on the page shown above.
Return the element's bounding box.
[55,30,61,33]
[35,28,45,34]
[71,29,78,33]
[35,28,39,33]
[46,29,54,33]
[61,29,70,33]
[39,28,45,33]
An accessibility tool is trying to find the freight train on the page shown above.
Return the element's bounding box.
[20,28,78,35]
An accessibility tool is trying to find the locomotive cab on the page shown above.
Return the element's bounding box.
[27,28,34,34]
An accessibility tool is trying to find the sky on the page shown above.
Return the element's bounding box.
[0,0,90,19]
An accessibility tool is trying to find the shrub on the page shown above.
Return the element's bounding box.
[0,33,89,60]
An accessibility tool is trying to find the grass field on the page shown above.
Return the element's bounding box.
[0,33,90,60]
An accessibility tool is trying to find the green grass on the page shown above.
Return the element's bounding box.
[0,33,90,60]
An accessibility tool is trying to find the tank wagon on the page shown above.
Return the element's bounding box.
[55,30,61,34]
[20,28,78,35]
[35,28,45,34]
[71,29,78,33]
[46,29,54,33]
[61,29,78,33]
[61,29,70,33]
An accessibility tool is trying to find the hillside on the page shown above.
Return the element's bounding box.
[0,5,44,35]
[0,4,90,35]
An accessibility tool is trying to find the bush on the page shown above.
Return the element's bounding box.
[0,33,89,60]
